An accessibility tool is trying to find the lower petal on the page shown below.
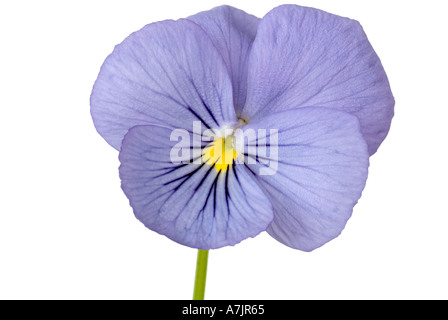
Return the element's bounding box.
[119,125,273,249]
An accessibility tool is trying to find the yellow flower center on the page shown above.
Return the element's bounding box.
[202,136,238,172]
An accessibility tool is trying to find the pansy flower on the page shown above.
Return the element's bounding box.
[91,5,394,253]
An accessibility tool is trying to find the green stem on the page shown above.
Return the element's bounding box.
[193,249,209,300]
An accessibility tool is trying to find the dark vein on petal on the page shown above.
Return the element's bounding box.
[163,162,206,188]
[195,162,217,191]
[197,94,219,128]
[188,106,212,130]
[213,170,221,217]
[224,165,231,217]
[152,153,205,179]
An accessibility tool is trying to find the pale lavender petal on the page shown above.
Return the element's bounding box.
[242,4,394,155]
[242,107,369,251]
[91,19,237,150]
[119,125,273,249]
[188,5,259,114]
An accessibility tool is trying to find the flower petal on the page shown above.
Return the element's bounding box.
[242,4,394,155]
[241,107,369,251]
[188,5,259,114]
[119,125,273,249]
[91,19,237,150]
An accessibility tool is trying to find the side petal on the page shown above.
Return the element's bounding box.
[242,4,394,155]
[241,107,369,251]
[91,19,237,150]
[188,5,259,114]
[119,125,273,249]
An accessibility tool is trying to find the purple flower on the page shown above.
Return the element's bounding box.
[91,5,394,251]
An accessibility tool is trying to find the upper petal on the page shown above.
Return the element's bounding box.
[188,5,259,115]
[91,19,237,150]
[242,4,394,155]
[241,107,369,251]
[119,124,273,249]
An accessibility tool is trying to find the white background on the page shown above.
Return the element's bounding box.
[1,0,447,300]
